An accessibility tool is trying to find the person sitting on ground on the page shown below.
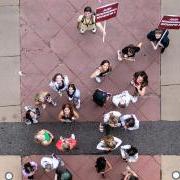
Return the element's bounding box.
[112,90,137,108]
[119,114,139,131]
[66,84,81,109]
[130,71,148,102]
[117,42,142,61]
[95,156,112,178]
[22,161,37,180]
[34,91,56,109]
[58,103,79,123]
[24,106,40,125]
[90,60,112,83]
[41,154,64,172]
[97,135,122,152]
[49,73,69,96]
[55,164,72,180]
[120,145,139,163]
[93,89,111,107]
[34,129,54,146]
[147,28,169,53]
[77,6,105,34]
[56,134,77,152]
[121,166,139,180]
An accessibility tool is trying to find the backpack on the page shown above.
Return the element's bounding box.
[93,89,107,107]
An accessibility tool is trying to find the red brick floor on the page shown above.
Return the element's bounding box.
[22,155,160,180]
[20,0,161,179]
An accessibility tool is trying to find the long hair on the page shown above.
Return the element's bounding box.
[102,135,116,149]
[52,73,64,82]
[133,71,148,89]
[95,157,106,173]
[126,146,138,156]
[24,162,34,173]
[67,84,76,97]
[62,103,74,118]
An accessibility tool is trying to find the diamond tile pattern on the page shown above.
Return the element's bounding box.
[20,0,161,179]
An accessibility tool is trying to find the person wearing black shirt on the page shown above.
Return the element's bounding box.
[117,42,142,61]
[55,165,72,180]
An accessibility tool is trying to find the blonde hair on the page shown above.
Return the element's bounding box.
[109,113,118,125]
[102,135,116,149]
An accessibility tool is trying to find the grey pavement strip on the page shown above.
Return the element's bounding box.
[0,121,180,156]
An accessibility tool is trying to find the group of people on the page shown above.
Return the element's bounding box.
[22,5,169,180]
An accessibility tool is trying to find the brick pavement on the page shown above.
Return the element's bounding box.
[19,0,161,179]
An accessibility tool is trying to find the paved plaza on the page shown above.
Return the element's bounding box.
[0,0,180,179]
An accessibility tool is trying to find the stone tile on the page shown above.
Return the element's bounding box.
[39,0,76,28]
[161,0,180,15]
[63,46,93,76]
[21,0,60,43]
[161,85,180,121]
[109,62,134,91]
[137,157,160,180]
[0,0,19,6]
[0,6,20,56]
[138,96,160,121]
[50,29,77,59]
[0,57,20,106]
[161,155,180,180]
[146,62,160,93]
[0,156,21,180]
[0,106,21,122]
[161,31,180,85]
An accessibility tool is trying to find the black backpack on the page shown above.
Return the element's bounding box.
[93,89,107,107]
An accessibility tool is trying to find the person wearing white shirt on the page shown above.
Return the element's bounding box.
[103,111,121,127]
[120,145,138,163]
[120,114,139,130]
[97,135,122,152]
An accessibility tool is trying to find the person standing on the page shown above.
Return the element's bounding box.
[66,84,81,109]
[147,28,169,53]
[22,161,37,179]
[49,73,69,96]
[58,103,79,123]
[77,6,105,34]
[91,60,112,83]
[95,157,112,178]
[117,42,142,61]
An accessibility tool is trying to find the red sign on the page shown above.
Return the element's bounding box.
[158,15,180,30]
[96,2,119,23]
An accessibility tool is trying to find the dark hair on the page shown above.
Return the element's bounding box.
[95,157,106,173]
[67,84,76,97]
[62,103,74,118]
[52,73,64,82]
[84,6,92,13]
[127,146,138,156]
[24,162,34,174]
[26,110,33,121]
[100,60,110,66]
[129,176,139,180]
[133,71,148,89]
[125,117,135,128]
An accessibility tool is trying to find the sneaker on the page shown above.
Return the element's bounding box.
[33,119,38,124]
[76,103,80,109]
[131,96,138,103]
[91,28,97,33]
[99,123,104,132]
[161,47,165,53]
[95,77,101,83]
[68,97,73,101]
[24,106,31,111]
[52,101,57,107]
[25,119,32,125]
[117,50,123,61]
[71,134,75,139]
